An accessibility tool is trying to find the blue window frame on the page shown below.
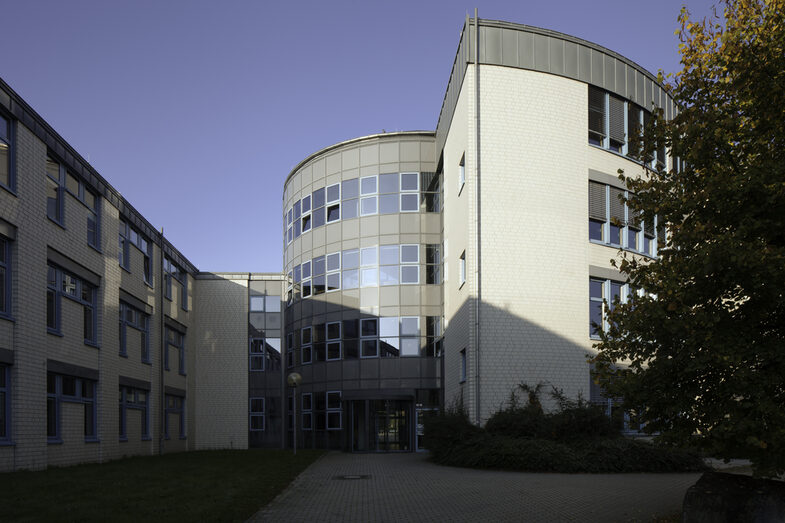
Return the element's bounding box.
[301,393,312,431]
[47,373,97,443]
[250,338,264,371]
[0,364,10,443]
[0,113,15,192]
[0,236,10,319]
[120,220,152,284]
[164,256,188,310]
[119,386,150,441]
[250,397,265,431]
[165,327,186,375]
[119,302,150,363]
[46,264,97,345]
[45,156,64,225]
[164,394,185,439]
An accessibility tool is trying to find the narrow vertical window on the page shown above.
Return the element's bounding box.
[458,153,465,191]
[0,114,13,190]
[588,87,606,146]
[0,237,9,317]
[460,349,467,382]
[458,251,466,287]
[46,157,63,224]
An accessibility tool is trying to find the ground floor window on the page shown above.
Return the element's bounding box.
[119,386,150,440]
[165,394,185,439]
[250,397,265,431]
[47,372,97,443]
[0,364,9,442]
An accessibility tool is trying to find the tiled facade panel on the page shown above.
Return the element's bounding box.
[193,275,250,450]
[48,402,100,467]
[475,66,589,419]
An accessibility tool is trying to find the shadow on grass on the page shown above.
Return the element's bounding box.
[0,449,325,523]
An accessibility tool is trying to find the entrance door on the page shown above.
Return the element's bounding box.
[351,399,411,452]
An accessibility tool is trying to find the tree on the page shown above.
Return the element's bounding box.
[592,0,785,477]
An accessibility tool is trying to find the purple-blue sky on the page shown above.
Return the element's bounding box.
[1,0,717,272]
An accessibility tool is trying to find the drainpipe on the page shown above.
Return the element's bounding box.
[473,9,482,426]
[159,229,166,455]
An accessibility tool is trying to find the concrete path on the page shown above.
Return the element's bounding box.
[251,452,700,522]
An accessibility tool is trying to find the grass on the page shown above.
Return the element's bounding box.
[0,449,324,522]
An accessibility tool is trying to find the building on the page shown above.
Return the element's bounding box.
[0,17,672,470]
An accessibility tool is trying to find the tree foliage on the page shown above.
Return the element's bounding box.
[593,0,785,477]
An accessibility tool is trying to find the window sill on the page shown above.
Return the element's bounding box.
[88,243,102,255]
[85,437,100,443]
[47,329,64,337]
[84,340,100,349]
[142,360,152,366]
[47,217,66,230]
[119,437,128,442]
[47,438,63,445]
[142,436,152,441]
[0,183,17,197]
[0,313,15,324]
[178,436,187,440]
[119,353,128,358]
[0,440,15,447]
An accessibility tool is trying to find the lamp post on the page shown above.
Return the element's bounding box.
[287,372,302,455]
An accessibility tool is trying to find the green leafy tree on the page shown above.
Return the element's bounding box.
[593,0,785,477]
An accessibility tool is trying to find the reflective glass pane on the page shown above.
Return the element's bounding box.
[380,317,398,337]
[400,338,419,356]
[361,247,377,266]
[313,256,326,275]
[250,296,265,312]
[342,269,359,289]
[379,173,398,193]
[312,188,325,208]
[401,265,419,284]
[379,265,398,286]
[342,249,359,269]
[327,272,340,291]
[326,183,340,203]
[361,176,377,195]
[400,317,419,336]
[379,245,398,265]
[66,172,79,195]
[361,339,378,357]
[589,220,604,241]
[327,252,340,271]
[361,268,377,287]
[401,245,419,263]
[379,194,398,214]
[313,275,326,294]
[265,295,281,312]
[400,193,418,212]
[302,195,311,214]
[327,204,340,222]
[401,172,419,191]
[302,261,311,279]
[361,319,377,336]
[360,196,377,215]
[342,199,358,219]
[342,178,358,199]
[380,337,399,357]
[589,279,603,298]
[312,207,325,228]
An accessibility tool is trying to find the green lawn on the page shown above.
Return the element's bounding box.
[0,449,324,522]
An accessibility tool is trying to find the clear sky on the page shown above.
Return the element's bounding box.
[1,0,717,272]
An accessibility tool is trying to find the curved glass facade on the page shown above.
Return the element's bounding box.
[282,132,443,451]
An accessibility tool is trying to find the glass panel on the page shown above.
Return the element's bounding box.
[326,183,340,203]
[302,279,311,297]
[342,178,358,199]
[343,319,358,338]
[590,279,603,298]
[380,245,398,265]
[342,199,358,219]
[326,253,340,272]
[627,228,639,250]
[46,177,60,220]
[361,319,377,337]
[590,302,603,336]
[66,172,80,195]
[400,317,419,336]
[401,245,419,263]
[589,220,604,241]
[361,268,377,287]
[342,269,359,289]
[342,249,359,269]
[250,296,265,312]
[313,275,326,295]
[265,295,281,312]
[380,337,399,357]
[343,339,358,359]
[46,157,60,180]
[379,194,398,214]
[360,196,377,215]
[312,207,325,228]
[327,272,340,291]
[361,247,377,266]
[379,265,398,286]
[401,172,419,191]
[62,376,77,396]
[313,256,325,275]
[400,338,419,356]
[293,200,301,220]
[379,173,398,193]
[301,261,311,279]
[362,339,378,357]
[400,265,419,284]
[327,322,341,340]
[301,195,311,214]
[360,176,377,195]
[400,193,419,212]
[327,392,341,410]
[327,342,341,360]
[379,317,398,337]
[301,327,312,344]
[609,224,621,245]
[312,187,325,208]
[326,204,340,222]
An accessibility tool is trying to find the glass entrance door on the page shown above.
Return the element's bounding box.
[351,399,411,452]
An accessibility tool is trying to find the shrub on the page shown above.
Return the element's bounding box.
[423,406,482,461]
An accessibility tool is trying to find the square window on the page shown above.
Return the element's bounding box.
[400,193,419,212]
[342,249,359,269]
[361,247,377,266]
[361,318,378,337]
[380,245,398,265]
[400,338,419,357]
[342,178,359,199]
[379,317,398,337]
[401,245,419,263]
[400,317,419,336]
[379,194,398,214]
[379,173,398,193]
[312,207,325,228]
[302,279,312,297]
[301,261,312,279]
[326,272,340,292]
[326,252,340,272]
[401,265,419,284]
[313,256,326,276]
[313,275,326,295]
[265,295,281,312]
[327,204,340,222]
[301,195,311,214]
[361,339,378,358]
[360,196,377,215]
[401,172,419,191]
[379,265,398,286]
[342,269,359,289]
[327,342,341,360]
[342,199,358,219]
[360,176,377,195]
[250,296,265,312]
[361,268,377,287]
[589,219,604,242]
[312,187,325,208]
[326,183,340,203]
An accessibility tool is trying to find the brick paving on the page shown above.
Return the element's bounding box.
[250,451,700,522]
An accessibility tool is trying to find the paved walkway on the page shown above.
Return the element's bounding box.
[251,452,700,522]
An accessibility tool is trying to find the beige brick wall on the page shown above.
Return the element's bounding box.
[193,275,249,450]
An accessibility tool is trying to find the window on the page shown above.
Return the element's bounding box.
[460,349,467,382]
[47,373,97,443]
[458,251,466,287]
[120,221,152,283]
[301,393,312,431]
[426,244,441,284]
[589,182,660,257]
[119,386,150,441]
[458,153,465,191]
[0,237,10,318]
[286,332,295,368]
[326,252,340,292]
[326,391,341,430]
[250,295,264,312]
[326,183,340,223]
[0,113,14,191]
[46,264,97,345]
[301,195,312,233]
[590,278,633,338]
[312,187,326,228]
[0,364,9,442]
[119,302,150,363]
[250,397,265,431]
[360,176,377,216]
[301,327,312,365]
[165,327,186,375]
[341,179,359,219]
[400,244,419,284]
[326,322,341,360]
[46,156,64,225]
[400,317,420,357]
[164,256,188,308]
[165,394,185,439]
[361,319,378,358]
[64,170,101,249]
[250,338,265,371]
